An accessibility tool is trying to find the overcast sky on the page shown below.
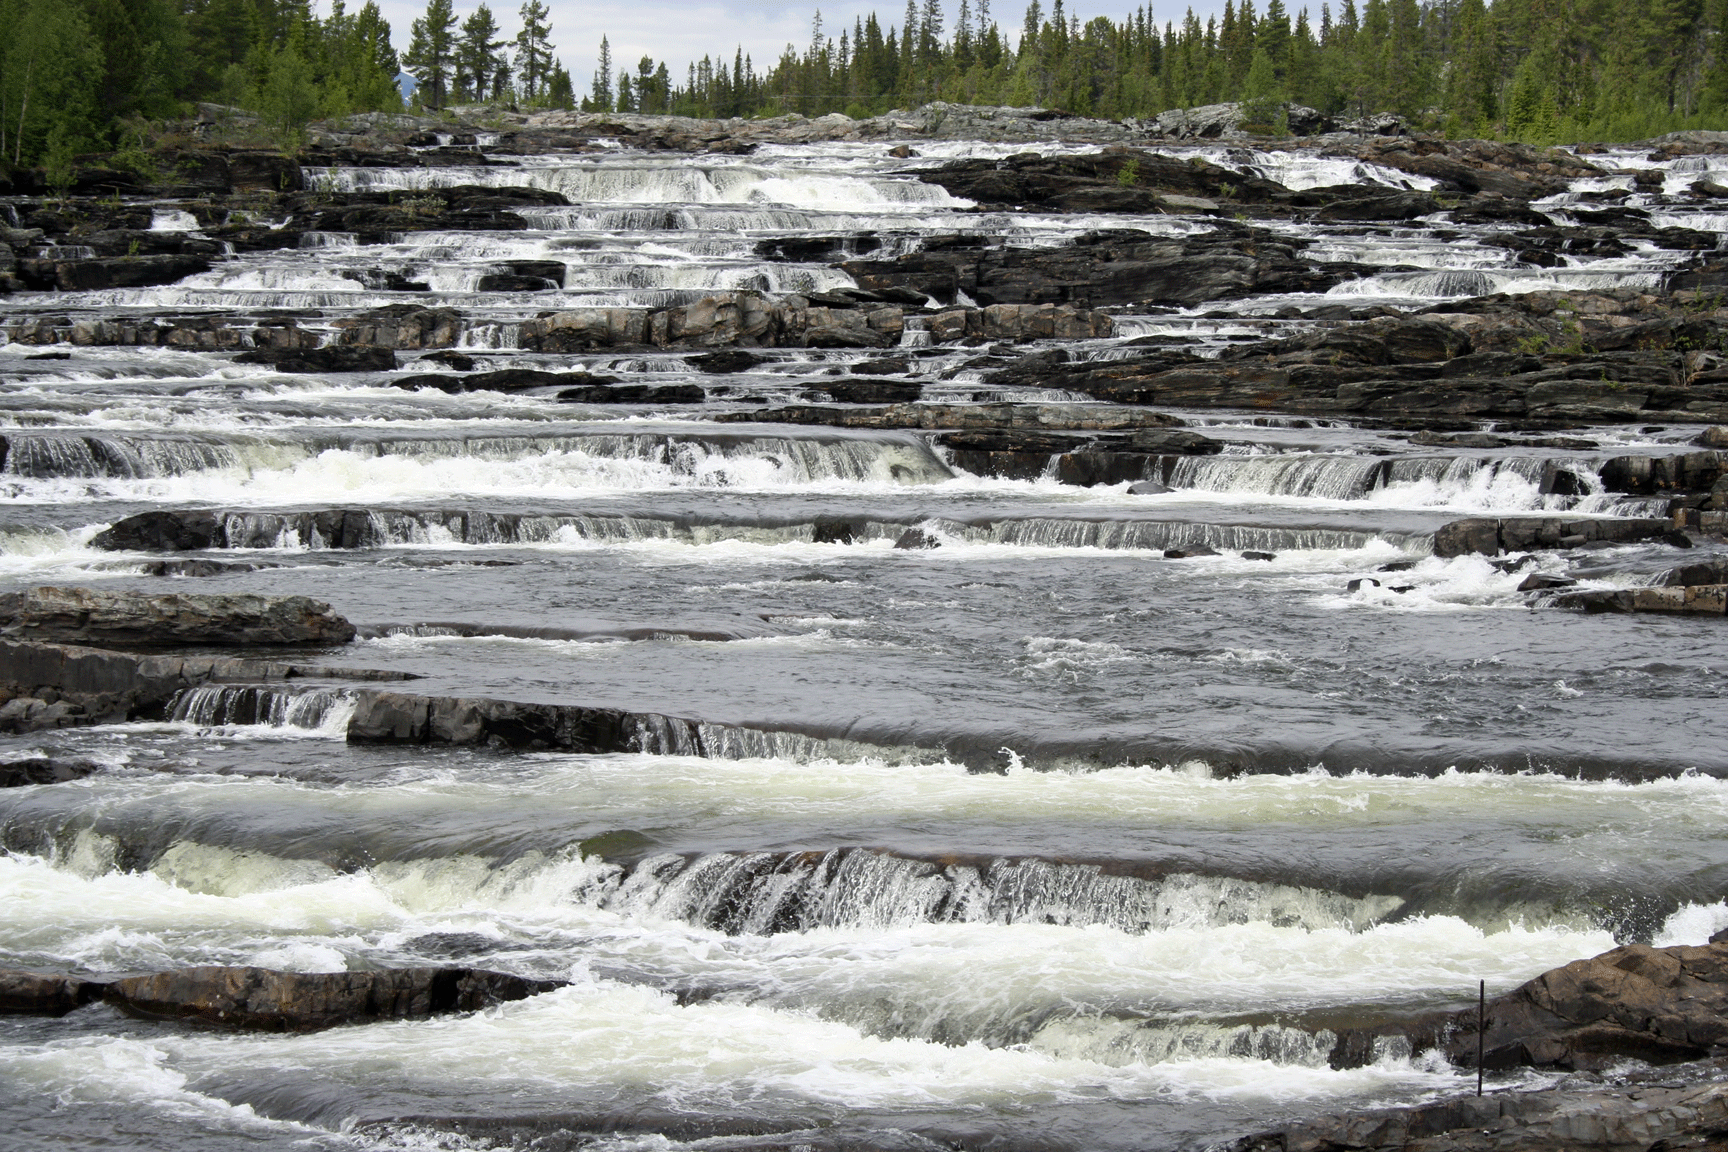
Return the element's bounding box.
[368,0,1239,99]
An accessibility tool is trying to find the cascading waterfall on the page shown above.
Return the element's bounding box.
[314,162,969,211]
[166,685,357,733]
[0,430,956,490]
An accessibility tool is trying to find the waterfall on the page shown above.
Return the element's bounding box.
[166,686,357,735]
[602,849,1406,936]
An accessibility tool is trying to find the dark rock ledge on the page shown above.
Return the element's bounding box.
[1235,940,1728,1152]
[0,637,413,732]
[0,965,562,1031]
[1230,1059,1728,1152]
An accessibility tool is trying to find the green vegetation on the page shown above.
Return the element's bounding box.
[4,0,1728,172]
[586,0,1728,143]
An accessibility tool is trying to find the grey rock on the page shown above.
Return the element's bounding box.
[0,586,356,647]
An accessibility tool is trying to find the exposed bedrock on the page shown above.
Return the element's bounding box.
[0,585,356,648]
[0,638,414,732]
[840,225,1371,308]
[1326,940,1728,1074]
[711,402,1188,432]
[0,965,563,1031]
[934,427,1223,483]
[1433,517,1685,558]
[912,137,1599,212]
[1230,1059,1728,1152]
[512,293,1111,351]
[232,345,397,373]
[987,294,1728,425]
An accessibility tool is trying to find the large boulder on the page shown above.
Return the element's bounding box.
[0,586,356,647]
[92,510,221,551]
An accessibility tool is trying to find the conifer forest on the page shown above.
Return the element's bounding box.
[2,0,1728,168]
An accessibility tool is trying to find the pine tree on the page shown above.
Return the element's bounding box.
[516,0,553,101]
[545,58,575,107]
[456,4,507,102]
[403,0,457,108]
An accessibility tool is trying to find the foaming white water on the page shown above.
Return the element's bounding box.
[316,161,971,212]
[1655,901,1728,946]
[1329,266,1664,299]
[0,1035,330,1141]
[0,837,1611,1027]
[18,757,1728,880]
[0,429,957,503]
[166,685,358,737]
[0,974,1472,1130]
[1201,149,1437,193]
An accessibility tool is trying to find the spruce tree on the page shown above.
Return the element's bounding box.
[516,0,553,100]
[589,35,613,110]
[456,5,507,102]
[403,0,457,108]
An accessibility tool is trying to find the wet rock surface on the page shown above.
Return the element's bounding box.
[0,965,563,1030]
[1232,1059,1728,1152]
[0,638,414,731]
[9,105,1728,1152]
[0,586,357,648]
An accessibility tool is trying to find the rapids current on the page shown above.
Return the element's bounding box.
[1,137,1727,1151]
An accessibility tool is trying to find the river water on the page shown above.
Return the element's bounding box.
[1,136,1726,1151]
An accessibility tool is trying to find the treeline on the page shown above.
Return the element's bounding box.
[0,0,577,169]
[5,0,1727,173]
[1,0,408,167]
[593,0,1728,142]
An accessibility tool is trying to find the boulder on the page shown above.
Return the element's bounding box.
[418,350,477,371]
[0,757,101,787]
[93,510,222,551]
[0,586,356,647]
[893,528,942,550]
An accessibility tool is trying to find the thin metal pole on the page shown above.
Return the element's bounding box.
[1477,979,1486,1096]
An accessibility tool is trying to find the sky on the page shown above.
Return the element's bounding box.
[368,0,1236,99]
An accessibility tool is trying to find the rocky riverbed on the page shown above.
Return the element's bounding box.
[3,104,1728,1152]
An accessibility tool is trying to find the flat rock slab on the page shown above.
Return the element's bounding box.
[0,965,564,1030]
[0,585,356,647]
[1433,517,1677,557]
[0,638,417,732]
